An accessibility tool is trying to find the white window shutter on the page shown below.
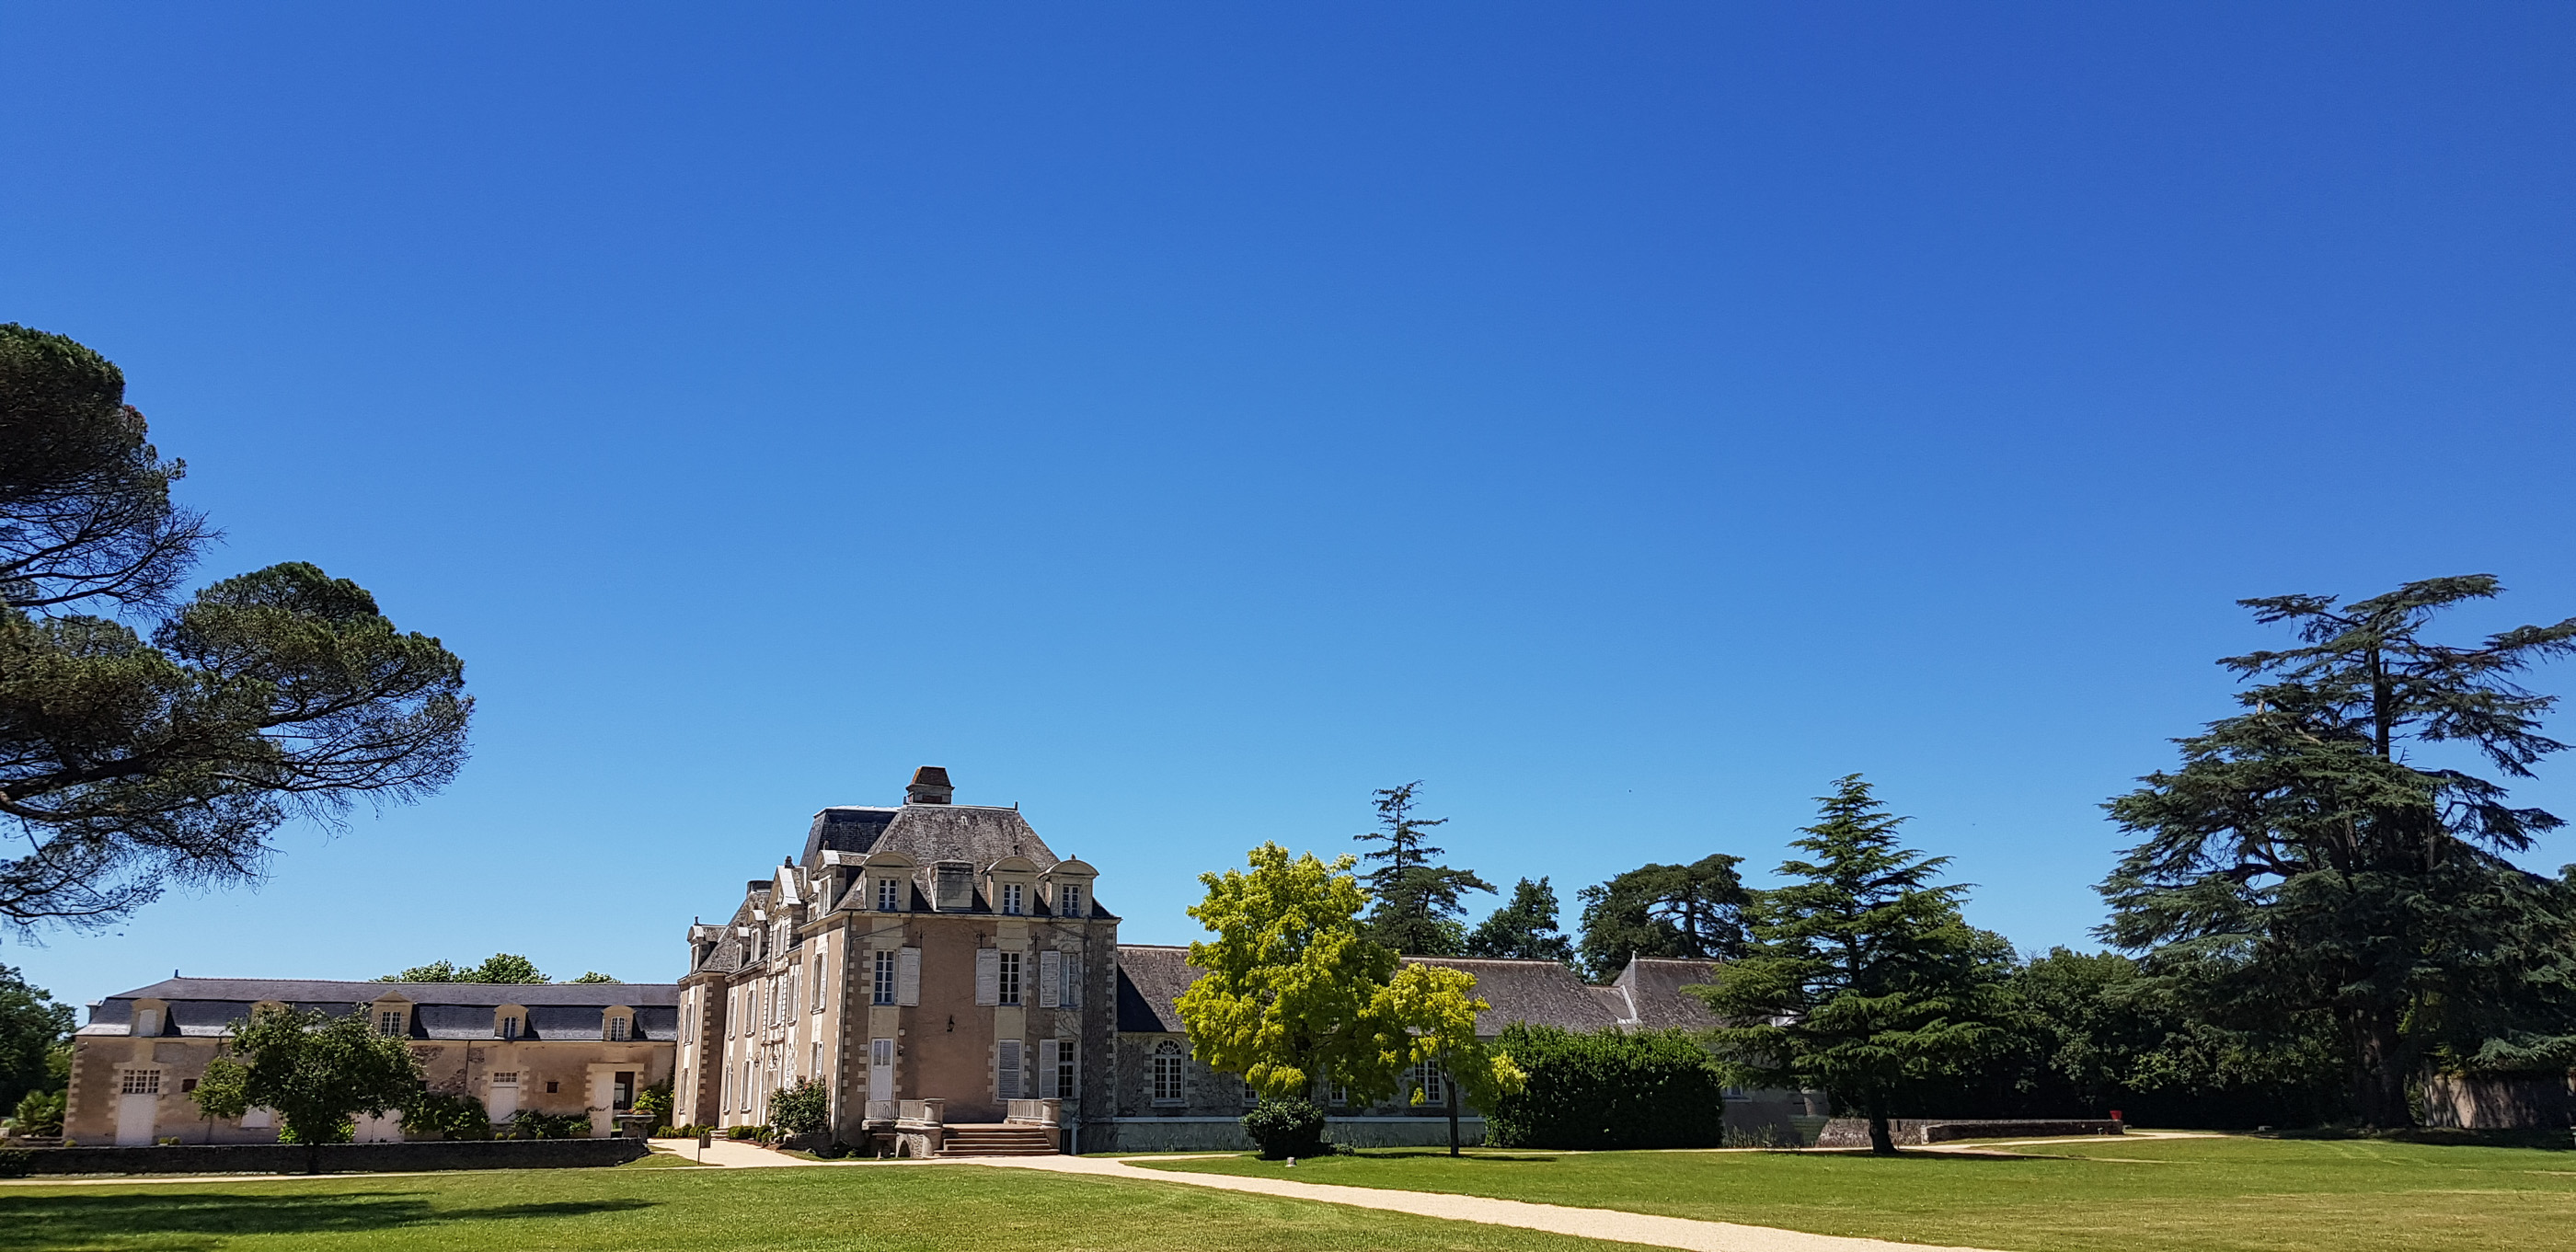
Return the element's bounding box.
[975,949,1000,1006]
[997,1039,1022,1099]
[896,947,921,1006]
[1039,950,1063,1008]
[1039,1039,1061,1097]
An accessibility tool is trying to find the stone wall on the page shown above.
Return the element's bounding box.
[1814,1118,2123,1148]
[6,1137,650,1175]
[1089,1114,1485,1154]
[2421,1072,2576,1130]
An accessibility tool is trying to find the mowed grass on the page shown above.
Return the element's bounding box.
[0,1162,1632,1252]
[1136,1133,2576,1252]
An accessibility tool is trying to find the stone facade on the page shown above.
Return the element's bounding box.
[673,768,1116,1151]
[64,980,676,1146]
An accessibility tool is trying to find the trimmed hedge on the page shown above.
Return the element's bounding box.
[1242,1096,1328,1159]
[1484,1024,1726,1149]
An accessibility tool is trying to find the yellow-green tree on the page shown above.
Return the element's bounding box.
[1374,963,1525,1155]
[1178,844,1401,1100]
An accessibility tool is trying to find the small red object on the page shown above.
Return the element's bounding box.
[2109,1109,2123,1123]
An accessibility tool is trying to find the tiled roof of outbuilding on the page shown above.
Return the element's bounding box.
[1610,958,1724,1030]
[79,978,681,1041]
[1111,948,1660,1038]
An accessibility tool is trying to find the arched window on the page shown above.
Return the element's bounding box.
[1150,1040,1186,1106]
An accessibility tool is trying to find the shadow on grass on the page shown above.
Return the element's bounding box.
[1337,1150,1561,1163]
[0,1190,655,1251]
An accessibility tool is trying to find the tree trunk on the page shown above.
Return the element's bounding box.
[2350,1006,2414,1130]
[305,1137,321,1175]
[1445,1068,1461,1157]
[1866,1093,1896,1156]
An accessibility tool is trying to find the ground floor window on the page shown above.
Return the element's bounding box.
[121,1069,160,1096]
[1151,1041,1185,1105]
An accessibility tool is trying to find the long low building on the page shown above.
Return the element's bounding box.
[67,978,678,1146]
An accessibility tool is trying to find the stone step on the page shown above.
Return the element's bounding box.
[935,1123,1061,1157]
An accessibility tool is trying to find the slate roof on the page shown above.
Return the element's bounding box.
[1609,958,1724,1030]
[80,978,681,1042]
[1112,948,1647,1037]
[800,803,1060,871]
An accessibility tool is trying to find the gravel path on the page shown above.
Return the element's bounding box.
[965,1153,2005,1252]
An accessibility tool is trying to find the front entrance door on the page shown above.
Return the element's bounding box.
[868,1039,893,1102]
[488,1073,519,1120]
[114,1069,160,1146]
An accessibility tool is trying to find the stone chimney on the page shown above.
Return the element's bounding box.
[905,765,954,805]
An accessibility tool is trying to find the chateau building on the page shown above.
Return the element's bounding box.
[64,765,1795,1153]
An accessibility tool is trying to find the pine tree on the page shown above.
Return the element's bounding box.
[1694,775,2010,1154]
[2101,577,2576,1128]
[1464,877,1576,965]
[1352,782,1493,955]
[1574,855,1751,981]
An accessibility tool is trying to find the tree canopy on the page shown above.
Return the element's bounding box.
[2099,576,2576,1128]
[1575,853,1751,982]
[0,325,471,936]
[1464,876,1576,965]
[375,954,559,984]
[1352,782,1493,956]
[1695,775,2009,1154]
[1177,843,1405,1100]
[0,963,72,1115]
[191,1005,423,1172]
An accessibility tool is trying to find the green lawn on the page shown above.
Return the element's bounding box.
[1135,1134,2576,1252]
[0,1162,1628,1252]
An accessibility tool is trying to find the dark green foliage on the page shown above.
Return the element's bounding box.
[0,326,470,935]
[402,1090,491,1140]
[0,964,73,1114]
[1575,855,1751,982]
[1484,1025,1726,1149]
[0,1147,29,1177]
[191,1005,425,1171]
[12,1088,63,1135]
[376,954,552,984]
[1923,948,2347,1129]
[1464,877,1575,965]
[2101,577,2576,1129]
[766,1076,831,1138]
[504,1109,592,1141]
[1695,775,2011,1154]
[567,971,622,983]
[1353,782,1494,956]
[633,1080,673,1124]
[1241,1095,1329,1159]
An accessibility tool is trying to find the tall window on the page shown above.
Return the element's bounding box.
[1411,1062,1444,1106]
[873,950,897,1005]
[1058,883,1083,917]
[877,878,901,911]
[1001,883,1024,915]
[1150,1042,1184,1105]
[608,1016,630,1042]
[1242,1076,1260,1106]
[376,1010,403,1037]
[811,957,825,1013]
[1056,1039,1079,1101]
[997,952,1022,1005]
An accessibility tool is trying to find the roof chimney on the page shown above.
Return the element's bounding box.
[905,765,954,806]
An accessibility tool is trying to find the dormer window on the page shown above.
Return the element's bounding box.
[877,878,902,911]
[498,1011,524,1040]
[375,1008,405,1037]
[1058,883,1083,918]
[933,863,973,912]
[134,1005,163,1037]
[1001,883,1024,915]
[606,1011,633,1042]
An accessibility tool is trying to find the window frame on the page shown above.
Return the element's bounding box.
[873,950,898,1005]
[1150,1041,1185,1106]
[996,950,1022,1006]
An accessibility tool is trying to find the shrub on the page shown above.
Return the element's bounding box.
[1242,1096,1328,1160]
[634,1080,673,1123]
[501,1109,592,1140]
[727,1124,763,1140]
[768,1076,831,1139]
[1485,1025,1727,1149]
[403,1091,490,1141]
[12,1091,63,1137]
[277,1118,354,1144]
[0,1148,31,1177]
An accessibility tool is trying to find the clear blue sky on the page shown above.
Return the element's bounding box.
[6,5,2573,1009]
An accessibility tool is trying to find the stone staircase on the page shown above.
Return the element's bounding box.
[935,1123,1061,1157]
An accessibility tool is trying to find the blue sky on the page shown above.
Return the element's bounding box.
[6,5,2573,1008]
